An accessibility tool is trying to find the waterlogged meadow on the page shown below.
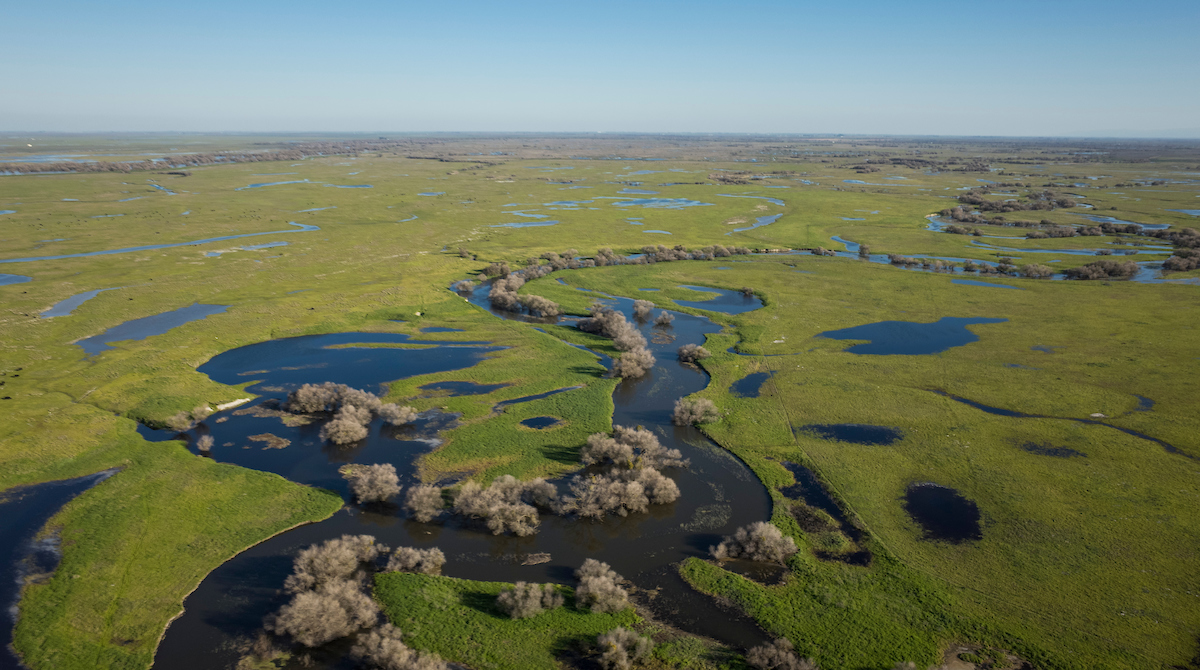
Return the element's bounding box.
[0,135,1198,670]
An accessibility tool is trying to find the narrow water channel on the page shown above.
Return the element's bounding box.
[149,281,773,668]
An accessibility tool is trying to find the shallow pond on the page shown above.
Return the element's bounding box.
[729,214,782,234]
[730,371,774,398]
[520,416,562,429]
[0,222,319,265]
[151,289,774,668]
[0,470,116,669]
[0,274,31,286]
[903,482,982,543]
[610,198,713,210]
[797,424,903,445]
[41,288,117,318]
[716,194,785,207]
[77,303,229,356]
[672,285,763,315]
[818,317,1007,355]
[491,221,560,228]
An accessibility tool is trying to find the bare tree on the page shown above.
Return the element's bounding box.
[386,546,445,575]
[283,535,384,594]
[496,582,564,619]
[597,627,652,669]
[196,434,214,451]
[613,347,655,378]
[653,311,674,327]
[343,464,402,504]
[672,398,720,426]
[351,623,448,670]
[378,403,419,425]
[268,579,379,647]
[632,300,655,320]
[575,559,630,613]
[676,343,710,364]
[405,484,445,522]
[746,639,819,670]
[711,522,798,564]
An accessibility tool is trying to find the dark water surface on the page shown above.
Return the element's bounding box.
[730,371,774,398]
[818,317,1007,355]
[1,471,116,670]
[151,285,773,669]
[797,424,903,445]
[903,483,983,543]
[77,304,229,356]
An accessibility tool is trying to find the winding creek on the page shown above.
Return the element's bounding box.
[143,283,775,669]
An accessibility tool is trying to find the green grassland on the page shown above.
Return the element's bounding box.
[1,136,1198,669]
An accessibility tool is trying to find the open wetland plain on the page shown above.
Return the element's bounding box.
[1,134,1198,670]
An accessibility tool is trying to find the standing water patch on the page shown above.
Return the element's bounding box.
[76,303,229,356]
[798,424,903,445]
[41,288,117,318]
[520,416,562,429]
[731,371,774,398]
[672,285,763,315]
[419,381,510,397]
[903,482,983,543]
[818,317,1007,355]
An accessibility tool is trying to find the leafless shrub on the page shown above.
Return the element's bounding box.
[740,287,754,297]
[286,382,344,413]
[457,247,472,259]
[711,522,798,564]
[351,623,448,670]
[496,582,564,619]
[672,398,720,425]
[191,404,213,422]
[377,403,419,425]
[1020,263,1056,279]
[386,546,445,575]
[597,627,652,669]
[676,343,710,364]
[653,311,674,327]
[578,303,628,338]
[582,427,686,469]
[321,404,373,444]
[612,328,648,352]
[575,559,630,613]
[405,484,445,522]
[343,464,402,504]
[451,279,475,293]
[613,346,655,378]
[268,579,379,647]
[1064,259,1140,280]
[196,434,214,451]
[283,535,384,594]
[452,479,542,536]
[857,244,871,258]
[632,300,654,319]
[520,294,563,317]
[746,639,819,670]
[483,262,510,277]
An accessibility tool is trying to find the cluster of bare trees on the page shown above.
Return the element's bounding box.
[487,272,564,317]
[956,189,1075,213]
[888,255,957,273]
[452,475,558,536]
[285,382,419,445]
[1063,259,1140,280]
[672,397,720,426]
[578,303,656,378]
[746,639,819,670]
[1164,248,1200,271]
[1020,264,1056,279]
[263,535,448,667]
[564,426,686,519]
[451,279,475,293]
[496,582,564,619]
[638,243,751,263]
[342,463,402,504]
[711,522,798,564]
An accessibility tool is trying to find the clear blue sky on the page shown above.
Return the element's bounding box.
[2,0,1197,136]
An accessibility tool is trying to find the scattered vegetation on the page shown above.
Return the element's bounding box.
[672,397,720,425]
[575,559,631,613]
[747,639,819,670]
[597,627,653,669]
[386,546,446,575]
[677,343,711,364]
[496,582,565,619]
[342,463,402,504]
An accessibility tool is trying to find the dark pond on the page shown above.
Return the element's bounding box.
[1,470,117,670]
[1134,395,1154,412]
[952,279,1022,290]
[41,288,117,318]
[77,303,229,356]
[151,287,773,669]
[0,275,31,286]
[0,222,320,265]
[1020,442,1085,458]
[797,424,903,445]
[420,381,510,397]
[817,317,1007,355]
[672,285,763,315]
[903,482,982,543]
[520,416,562,429]
[419,327,464,333]
[730,371,774,398]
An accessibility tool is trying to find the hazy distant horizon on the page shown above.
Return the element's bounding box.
[2,0,1196,137]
